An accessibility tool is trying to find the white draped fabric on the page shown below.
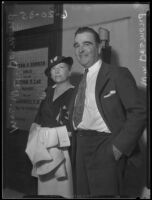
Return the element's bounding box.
[25,123,73,198]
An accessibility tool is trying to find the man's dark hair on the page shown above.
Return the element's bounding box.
[75,27,101,44]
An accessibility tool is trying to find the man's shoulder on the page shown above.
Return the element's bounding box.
[109,65,135,84]
[100,62,131,81]
[108,63,130,76]
[101,61,127,70]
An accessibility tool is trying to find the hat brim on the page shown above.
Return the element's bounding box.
[45,56,73,76]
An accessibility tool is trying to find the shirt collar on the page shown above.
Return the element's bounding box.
[87,59,102,76]
[52,84,74,89]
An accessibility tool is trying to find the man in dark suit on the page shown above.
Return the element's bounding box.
[70,27,146,198]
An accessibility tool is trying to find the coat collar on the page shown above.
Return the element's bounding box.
[96,61,111,95]
[94,61,112,132]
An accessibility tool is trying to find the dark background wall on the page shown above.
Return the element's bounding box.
[3,2,63,195]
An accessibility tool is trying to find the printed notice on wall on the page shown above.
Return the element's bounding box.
[7,47,48,132]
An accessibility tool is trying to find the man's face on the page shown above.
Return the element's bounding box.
[74,32,100,68]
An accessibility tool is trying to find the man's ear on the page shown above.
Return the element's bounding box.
[68,71,72,77]
[98,43,102,55]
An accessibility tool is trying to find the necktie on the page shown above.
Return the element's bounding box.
[73,68,88,127]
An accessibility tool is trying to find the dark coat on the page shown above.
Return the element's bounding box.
[69,62,146,194]
[95,62,146,160]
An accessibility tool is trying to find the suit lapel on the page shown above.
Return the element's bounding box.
[95,62,111,130]
[68,85,79,130]
[96,61,110,96]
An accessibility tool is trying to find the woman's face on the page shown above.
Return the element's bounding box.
[50,62,71,83]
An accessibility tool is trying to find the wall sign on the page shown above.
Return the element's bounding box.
[7,47,48,131]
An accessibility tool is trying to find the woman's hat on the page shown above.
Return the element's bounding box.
[45,56,73,76]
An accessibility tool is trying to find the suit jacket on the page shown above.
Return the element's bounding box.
[70,61,146,167]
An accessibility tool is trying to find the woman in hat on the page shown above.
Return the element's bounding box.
[25,56,75,198]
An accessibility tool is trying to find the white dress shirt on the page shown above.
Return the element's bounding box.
[77,59,111,133]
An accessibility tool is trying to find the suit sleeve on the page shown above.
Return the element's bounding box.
[112,67,146,157]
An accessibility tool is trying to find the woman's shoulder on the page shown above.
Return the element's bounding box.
[45,85,54,91]
[66,84,75,93]
[44,85,55,95]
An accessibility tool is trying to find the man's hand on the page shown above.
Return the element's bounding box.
[112,145,122,161]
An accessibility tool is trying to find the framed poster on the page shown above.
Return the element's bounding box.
[4,2,63,132]
[7,47,48,131]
